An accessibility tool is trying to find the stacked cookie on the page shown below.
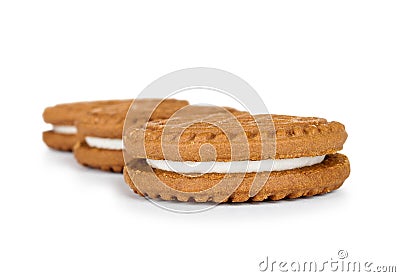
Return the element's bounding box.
[74,99,189,172]
[43,100,131,151]
[123,112,350,202]
[43,99,189,172]
[43,99,350,202]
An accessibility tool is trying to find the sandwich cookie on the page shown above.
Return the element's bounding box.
[42,100,130,151]
[123,113,350,202]
[74,99,189,172]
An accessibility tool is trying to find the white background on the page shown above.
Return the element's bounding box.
[1,1,399,276]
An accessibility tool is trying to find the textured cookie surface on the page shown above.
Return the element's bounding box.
[77,99,189,139]
[125,113,347,161]
[124,154,350,202]
[43,99,132,125]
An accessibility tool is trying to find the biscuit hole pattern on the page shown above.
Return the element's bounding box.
[180,133,196,142]
[155,122,340,144]
[246,131,259,139]
[194,132,217,141]
[304,126,318,135]
[286,129,295,137]
[293,126,304,136]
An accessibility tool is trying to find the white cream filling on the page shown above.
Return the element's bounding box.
[85,137,123,150]
[52,125,77,134]
[146,155,326,174]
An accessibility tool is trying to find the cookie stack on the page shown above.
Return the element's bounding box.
[43,99,188,172]
[43,99,350,202]
[124,113,350,202]
[43,100,131,151]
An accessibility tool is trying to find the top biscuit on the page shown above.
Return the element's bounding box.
[77,99,189,139]
[124,113,347,162]
[43,99,132,125]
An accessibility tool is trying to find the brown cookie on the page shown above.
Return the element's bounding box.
[42,100,131,151]
[123,113,350,202]
[74,99,189,172]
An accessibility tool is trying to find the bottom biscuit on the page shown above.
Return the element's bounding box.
[43,131,77,151]
[74,142,124,173]
[124,154,350,203]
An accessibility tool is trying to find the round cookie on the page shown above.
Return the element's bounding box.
[123,113,350,202]
[42,100,131,151]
